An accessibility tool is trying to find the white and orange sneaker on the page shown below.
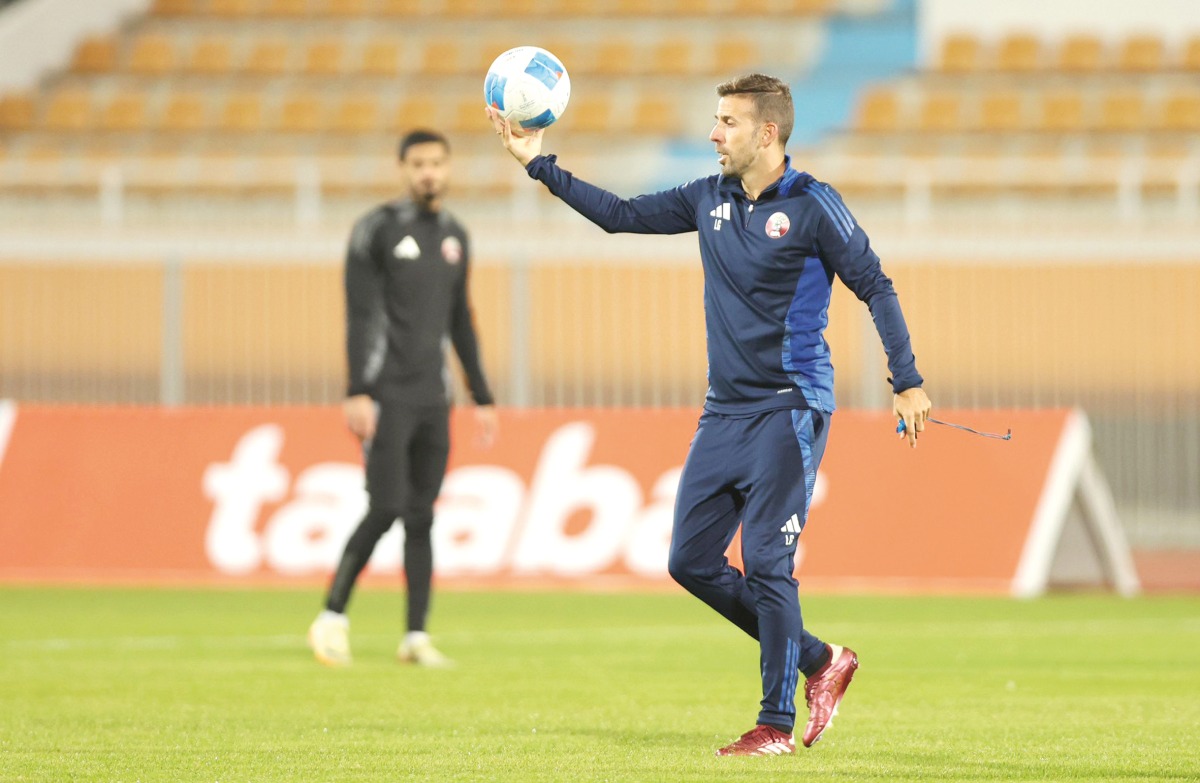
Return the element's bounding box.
[715,725,795,756]
[397,631,453,668]
[307,611,351,667]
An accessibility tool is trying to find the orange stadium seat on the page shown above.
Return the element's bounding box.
[0,94,34,130]
[855,87,900,131]
[378,0,421,15]
[939,33,983,72]
[210,0,260,16]
[450,96,487,133]
[329,95,380,133]
[1160,91,1200,131]
[98,91,149,132]
[187,37,234,74]
[566,92,613,133]
[1098,90,1146,131]
[1058,35,1105,71]
[421,39,462,76]
[72,36,118,73]
[219,93,265,132]
[651,39,693,77]
[787,0,834,11]
[1118,34,1165,71]
[321,0,369,15]
[918,92,962,131]
[264,0,310,17]
[152,0,197,14]
[1039,90,1086,131]
[128,34,177,74]
[632,94,677,134]
[158,91,209,131]
[392,94,439,132]
[360,39,401,75]
[43,89,94,131]
[715,38,756,72]
[1184,36,1200,69]
[245,39,291,74]
[593,39,637,76]
[978,90,1025,132]
[996,33,1041,71]
[303,40,344,75]
[277,92,325,132]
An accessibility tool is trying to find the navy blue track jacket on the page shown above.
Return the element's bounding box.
[526,154,922,415]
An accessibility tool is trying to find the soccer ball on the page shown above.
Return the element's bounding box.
[484,46,571,134]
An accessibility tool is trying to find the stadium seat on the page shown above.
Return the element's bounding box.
[855,87,900,131]
[151,0,196,15]
[1117,34,1165,71]
[421,39,462,76]
[1058,34,1105,71]
[1184,36,1200,69]
[321,0,368,16]
[210,0,260,16]
[1098,90,1146,131]
[360,40,401,75]
[918,92,963,131]
[378,0,421,15]
[0,93,34,130]
[1039,90,1086,131]
[651,39,693,77]
[977,89,1024,132]
[938,33,983,72]
[392,95,439,132]
[329,95,380,133]
[158,91,209,131]
[1160,91,1200,131]
[714,38,756,72]
[565,92,612,133]
[72,36,118,73]
[632,94,677,134]
[264,0,309,15]
[593,39,637,76]
[996,33,1041,71]
[245,39,291,74]
[187,37,234,75]
[303,40,344,76]
[42,89,94,131]
[219,93,265,132]
[128,34,177,75]
[450,96,487,133]
[98,91,149,132]
[277,92,325,132]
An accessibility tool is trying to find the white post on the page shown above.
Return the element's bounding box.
[100,164,124,227]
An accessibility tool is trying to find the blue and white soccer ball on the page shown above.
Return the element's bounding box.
[484,46,571,135]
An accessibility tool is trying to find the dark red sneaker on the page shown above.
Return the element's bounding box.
[801,644,859,747]
[715,724,795,756]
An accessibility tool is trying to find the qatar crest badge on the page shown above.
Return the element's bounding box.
[441,236,463,264]
[766,212,790,239]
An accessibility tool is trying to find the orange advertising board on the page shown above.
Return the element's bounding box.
[0,403,1075,592]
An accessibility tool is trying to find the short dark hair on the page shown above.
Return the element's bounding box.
[716,74,794,146]
[398,129,450,161]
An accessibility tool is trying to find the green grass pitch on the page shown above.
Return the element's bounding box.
[1,586,1198,782]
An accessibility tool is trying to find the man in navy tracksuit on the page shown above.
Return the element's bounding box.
[489,74,931,756]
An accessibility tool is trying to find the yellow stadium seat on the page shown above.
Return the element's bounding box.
[159,91,208,131]
[918,92,962,131]
[730,0,771,13]
[714,38,756,72]
[651,39,693,77]
[43,89,94,130]
[361,39,401,75]
[633,94,677,134]
[321,0,368,15]
[72,36,118,73]
[786,0,833,13]
[329,95,380,133]
[378,0,421,15]
[564,92,611,132]
[1039,90,1086,131]
[219,93,264,132]
[1058,34,1105,71]
[188,37,234,74]
[245,39,291,74]
[1160,92,1200,131]
[99,91,148,132]
[1117,34,1165,71]
[938,33,983,72]
[304,40,344,75]
[444,0,491,15]
[128,34,177,74]
[996,33,1041,71]
[264,0,309,16]
[1184,36,1200,69]
[421,40,462,76]
[392,95,439,132]
[210,0,259,15]
[450,96,488,133]
[977,90,1024,131]
[277,92,325,132]
[1098,90,1146,131]
[0,93,34,130]
[593,39,636,76]
[497,0,539,12]
[855,87,900,131]
[152,0,196,14]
